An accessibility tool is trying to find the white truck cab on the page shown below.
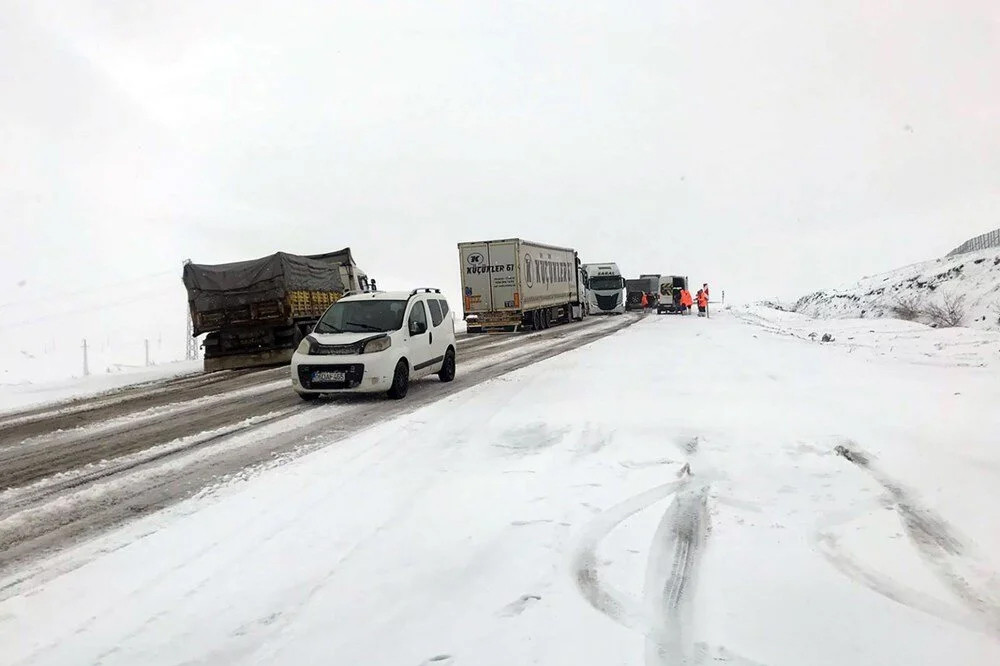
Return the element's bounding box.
[582,263,626,315]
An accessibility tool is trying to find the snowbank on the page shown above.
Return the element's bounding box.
[736,305,1000,368]
[0,361,203,415]
[792,248,1000,331]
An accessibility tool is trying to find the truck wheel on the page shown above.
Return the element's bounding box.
[531,310,542,331]
[541,308,551,329]
[438,348,456,382]
[387,360,410,399]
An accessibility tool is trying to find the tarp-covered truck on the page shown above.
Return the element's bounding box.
[183,248,372,371]
[625,279,649,311]
[458,238,585,333]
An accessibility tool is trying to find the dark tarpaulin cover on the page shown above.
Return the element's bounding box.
[625,279,647,293]
[183,249,352,315]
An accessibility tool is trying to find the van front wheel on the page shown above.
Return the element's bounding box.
[387,361,410,399]
[438,349,456,382]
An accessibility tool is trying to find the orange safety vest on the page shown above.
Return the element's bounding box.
[641,292,649,307]
[681,290,693,306]
[697,290,708,307]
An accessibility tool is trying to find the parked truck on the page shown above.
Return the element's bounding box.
[458,238,585,332]
[640,274,662,308]
[626,274,662,310]
[183,248,373,371]
[583,262,627,314]
[625,279,648,311]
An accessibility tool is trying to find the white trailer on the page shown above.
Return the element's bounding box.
[458,238,585,332]
[582,262,626,315]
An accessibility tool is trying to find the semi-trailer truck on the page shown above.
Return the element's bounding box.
[183,248,373,371]
[583,262,626,314]
[458,238,585,332]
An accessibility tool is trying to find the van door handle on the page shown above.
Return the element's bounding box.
[429,331,433,344]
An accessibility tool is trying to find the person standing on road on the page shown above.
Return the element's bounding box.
[640,292,649,311]
[696,288,708,317]
[680,288,693,314]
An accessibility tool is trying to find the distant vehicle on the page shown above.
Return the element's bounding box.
[458,238,585,332]
[291,289,456,400]
[583,262,626,314]
[183,249,373,372]
[625,279,649,311]
[656,275,690,314]
[640,274,662,308]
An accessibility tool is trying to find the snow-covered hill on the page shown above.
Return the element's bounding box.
[793,248,1000,331]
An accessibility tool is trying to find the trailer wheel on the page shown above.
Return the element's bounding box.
[542,308,551,329]
[387,360,410,399]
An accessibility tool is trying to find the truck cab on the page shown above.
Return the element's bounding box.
[582,263,626,315]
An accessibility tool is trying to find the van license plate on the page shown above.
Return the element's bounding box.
[312,370,346,382]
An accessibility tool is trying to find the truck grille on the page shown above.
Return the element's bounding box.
[297,364,365,390]
[596,293,621,311]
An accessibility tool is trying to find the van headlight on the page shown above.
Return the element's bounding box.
[361,336,391,354]
[296,338,311,355]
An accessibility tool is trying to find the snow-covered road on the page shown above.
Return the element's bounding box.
[3,309,999,665]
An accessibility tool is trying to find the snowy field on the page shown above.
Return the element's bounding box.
[793,248,1000,331]
[2,309,999,665]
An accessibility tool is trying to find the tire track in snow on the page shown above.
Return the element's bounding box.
[831,443,1000,637]
[570,470,712,663]
[643,471,711,666]
[571,480,684,637]
[573,453,768,665]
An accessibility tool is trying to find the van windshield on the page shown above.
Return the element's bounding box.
[314,300,407,334]
[589,276,624,290]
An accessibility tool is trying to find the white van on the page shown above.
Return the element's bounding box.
[582,263,626,315]
[291,289,456,400]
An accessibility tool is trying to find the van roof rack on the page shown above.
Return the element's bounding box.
[410,288,442,295]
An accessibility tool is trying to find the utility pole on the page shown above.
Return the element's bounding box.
[82,339,90,377]
[145,339,151,367]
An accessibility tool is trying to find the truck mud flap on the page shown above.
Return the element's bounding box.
[204,348,295,372]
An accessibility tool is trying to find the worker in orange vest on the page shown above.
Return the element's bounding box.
[640,292,649,311]
[680,288,693,314]
[696,288,708,317]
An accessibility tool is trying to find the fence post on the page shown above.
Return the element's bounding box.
[82,339,90,377]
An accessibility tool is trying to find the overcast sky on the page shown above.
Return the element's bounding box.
[1,0,998,371]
